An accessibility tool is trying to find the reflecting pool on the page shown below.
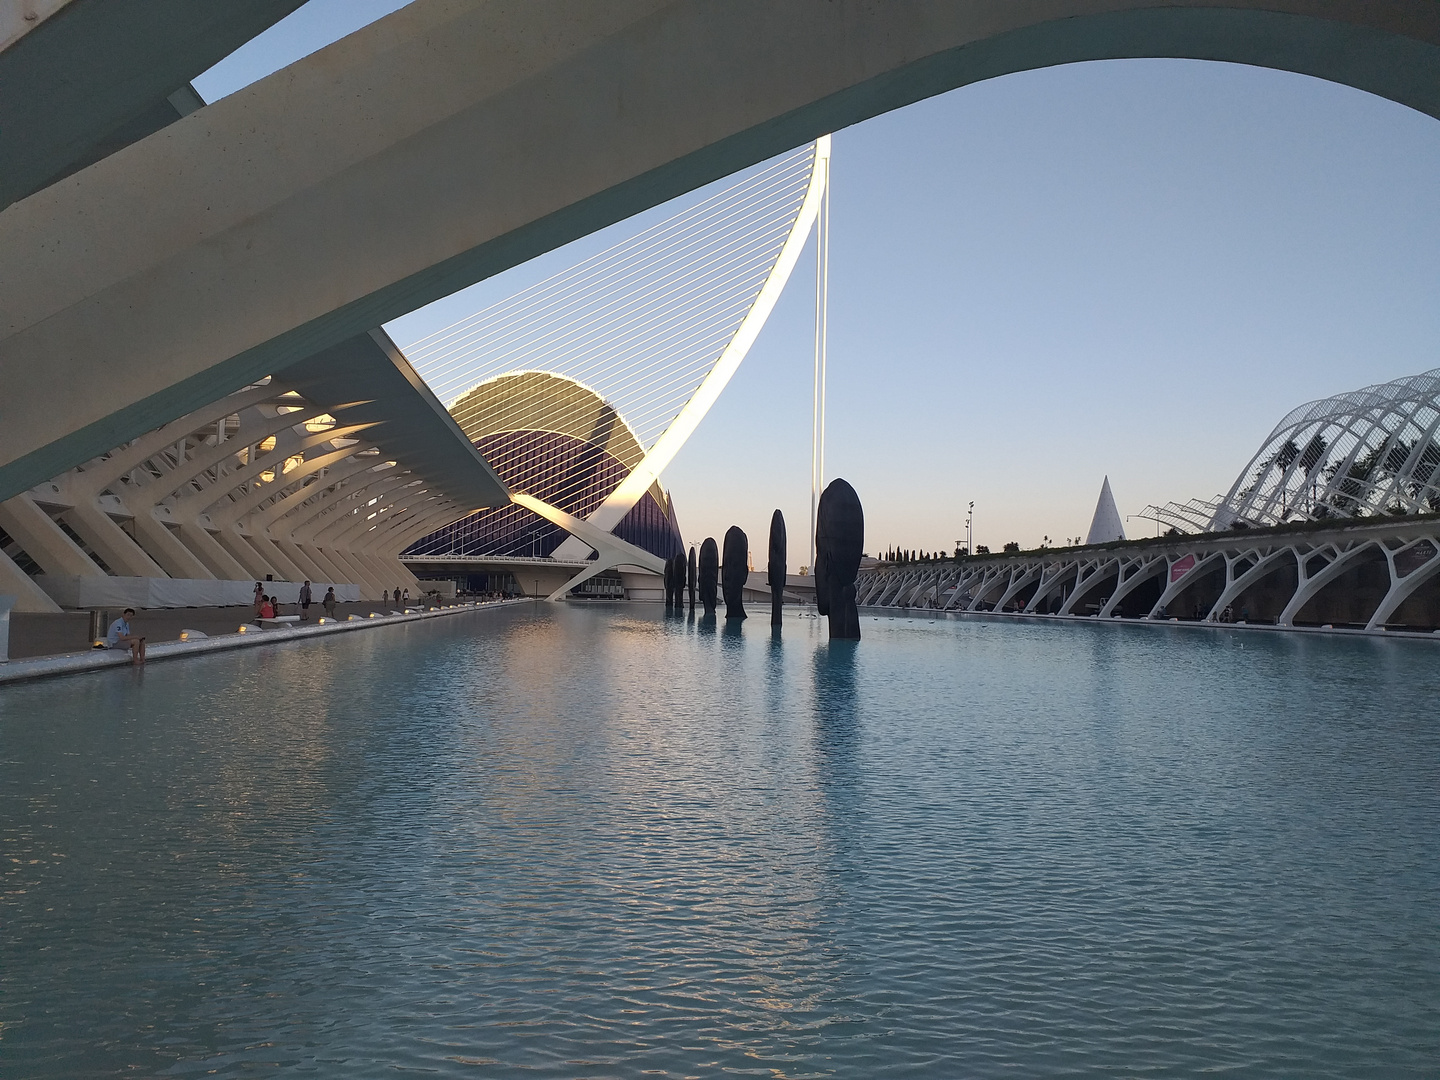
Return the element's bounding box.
[2,605,1438,1077]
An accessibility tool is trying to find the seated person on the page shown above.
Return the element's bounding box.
[106,608,146,664]
[259,595,276,619]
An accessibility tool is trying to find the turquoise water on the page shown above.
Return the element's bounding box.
[2,605,1438,1077]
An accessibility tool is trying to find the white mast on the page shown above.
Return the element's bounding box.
[810,139,831,574]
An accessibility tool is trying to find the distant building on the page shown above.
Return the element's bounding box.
[1085,477,1126,545]
[405,372,684,563]
[1147,368,1440,533]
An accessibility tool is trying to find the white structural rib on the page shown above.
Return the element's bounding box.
[567,135,830,543]
[399,138,829,590]
[509,491,664,600]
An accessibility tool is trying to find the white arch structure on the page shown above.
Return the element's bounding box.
[403,137,831,597]
[1214,368,1440,528]
[6,1,1440,509]
[1144,368,1440,535]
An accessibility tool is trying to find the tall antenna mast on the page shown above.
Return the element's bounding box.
[810,139,831,575]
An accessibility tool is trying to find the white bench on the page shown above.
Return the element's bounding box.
[258,615,301,626]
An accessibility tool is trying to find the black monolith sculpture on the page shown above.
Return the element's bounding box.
[687,546,697,610]
[767,510,786,626]
[698,538,719,615]
[722,526,748,619]
[662,555,674,608]
[816,478,864,639]
[670,553,686,609]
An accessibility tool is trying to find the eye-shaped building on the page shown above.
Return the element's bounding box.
[404,371,684,564]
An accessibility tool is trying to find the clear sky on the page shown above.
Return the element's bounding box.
[196,2,1440,564]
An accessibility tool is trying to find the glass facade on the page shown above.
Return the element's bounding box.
[405,429,683,562]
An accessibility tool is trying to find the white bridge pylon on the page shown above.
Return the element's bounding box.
[402,136,832,596]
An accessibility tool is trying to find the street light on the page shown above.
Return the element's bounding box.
[966,501,974,557]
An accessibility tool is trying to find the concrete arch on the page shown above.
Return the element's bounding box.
[5,1,1440,500]
[1098,554,1169,617]
[1368,536,1440,628]
[1059,558,1121,616]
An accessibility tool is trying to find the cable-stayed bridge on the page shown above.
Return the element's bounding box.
[402,138,830,598]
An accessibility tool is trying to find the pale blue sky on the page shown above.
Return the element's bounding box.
[196,2,1440,562]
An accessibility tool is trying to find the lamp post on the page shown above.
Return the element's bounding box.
[966,502,974,557]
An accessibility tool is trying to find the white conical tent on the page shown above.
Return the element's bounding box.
[1085,476,1126,545]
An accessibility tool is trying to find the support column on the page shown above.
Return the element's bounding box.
[178,523,253,580]
[130,512,216,579]
[214,526,280,580]
[0,494,105,578]
[274,538,329,583]
[0,547,62,613]
[64,501,167,578]
[303,545,356,586]
[328,549,390,601]
[246,534,305,583]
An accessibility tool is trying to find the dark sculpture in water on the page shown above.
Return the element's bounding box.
[698,537,719,615]
[816,478,864,639]
[665,553,685,609]
[768,509,786,626]
[673,553,688,609]
[687,546,697,610]
[722,526,748,619]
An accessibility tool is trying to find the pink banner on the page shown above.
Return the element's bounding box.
[1169,554,1196,584]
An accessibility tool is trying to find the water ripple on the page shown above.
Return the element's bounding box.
[2,607,1437,1077]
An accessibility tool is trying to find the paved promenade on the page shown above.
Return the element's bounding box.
[0,599,528,686]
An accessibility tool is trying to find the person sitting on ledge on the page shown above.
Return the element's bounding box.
[259,595,276,620]
[106,608,146,664]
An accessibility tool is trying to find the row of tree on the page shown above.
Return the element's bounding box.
[880,543,1021,565]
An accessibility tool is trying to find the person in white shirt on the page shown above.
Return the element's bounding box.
[106,608,146,664]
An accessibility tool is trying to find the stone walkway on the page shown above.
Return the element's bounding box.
[0,600,528,685]
[5,599,471,660]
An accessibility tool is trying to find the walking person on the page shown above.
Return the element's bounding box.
[402,587,409,608]
[393,587,401,607]
[106,608,146,665]
[322,587,337,619]
[253,582,265,619]
[299,580,312,621]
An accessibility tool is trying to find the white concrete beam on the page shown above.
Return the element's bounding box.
[0,492,103,578]
[0,547,61,613]
[0,0,305,207]
[3,1,1439,500]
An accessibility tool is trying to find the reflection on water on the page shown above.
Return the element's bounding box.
[2,606,1438,1078]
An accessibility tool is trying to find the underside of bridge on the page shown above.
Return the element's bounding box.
[3,0,1440,511]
